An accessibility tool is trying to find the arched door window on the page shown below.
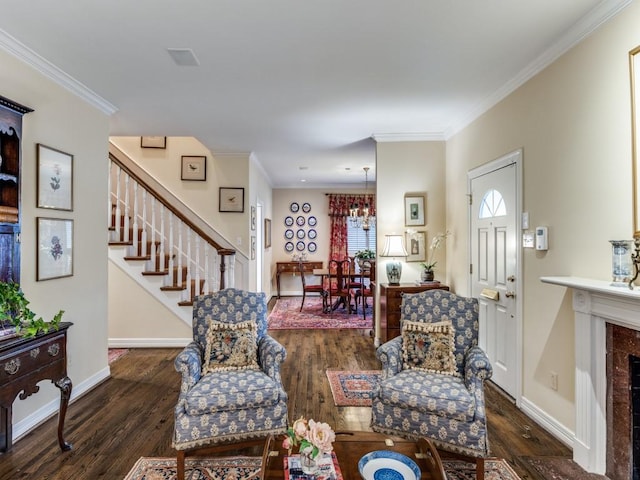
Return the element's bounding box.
[479,189,506,218]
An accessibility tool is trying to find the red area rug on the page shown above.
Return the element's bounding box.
[326,370,382,406]
[267,297,372,330]
[108,348,129,364]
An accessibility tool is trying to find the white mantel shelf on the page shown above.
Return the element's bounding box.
[540,275,640,475]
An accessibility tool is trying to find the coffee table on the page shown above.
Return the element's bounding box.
[263,430,446,479]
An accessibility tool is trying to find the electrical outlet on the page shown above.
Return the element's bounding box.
[550,372,558,391]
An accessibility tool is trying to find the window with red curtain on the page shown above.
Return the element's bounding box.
[327,193,376,264]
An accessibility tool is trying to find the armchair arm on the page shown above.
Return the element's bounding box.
[464,346,493,390]
[376,336,403,378]
[258,334,287,384]
[174,341,203,400]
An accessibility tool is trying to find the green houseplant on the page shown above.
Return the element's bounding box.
[0,282,64,338]
[354,249,376,271]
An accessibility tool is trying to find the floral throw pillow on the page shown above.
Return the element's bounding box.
[401,319,459,376]
[202,319,259,374]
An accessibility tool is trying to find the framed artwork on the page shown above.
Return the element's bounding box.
[140,136,166,149]
[404,194,425,226]
[251,206,256,230]
[181,155,206,181]
[219,187,245,212]
[37,144,73,211]
[37,217,73,281]
[251,236,256,260]
[265,218,272,248]
[406,231,426,262]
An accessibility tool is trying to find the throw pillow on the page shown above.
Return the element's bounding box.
[202,319,259,374]
[401,319,459,376]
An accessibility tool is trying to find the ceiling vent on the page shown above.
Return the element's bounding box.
[167,48,200,67]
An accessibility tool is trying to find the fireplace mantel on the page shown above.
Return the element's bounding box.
[541,275,640,475]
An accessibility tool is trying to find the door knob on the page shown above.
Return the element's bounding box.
[507,275,516,282]
[505,291,515,298]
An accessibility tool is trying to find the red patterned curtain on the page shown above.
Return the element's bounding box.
[327,193,376,265]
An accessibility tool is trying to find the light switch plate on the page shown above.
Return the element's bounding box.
[523,232,534,248]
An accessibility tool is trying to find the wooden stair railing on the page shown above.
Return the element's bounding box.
[108,154,236,306]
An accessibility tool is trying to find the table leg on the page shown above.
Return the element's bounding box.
[276,271,282,298]
[0,404,11,452]
[54,376,73,451]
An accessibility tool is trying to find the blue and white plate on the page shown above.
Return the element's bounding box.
[358,451,421,480]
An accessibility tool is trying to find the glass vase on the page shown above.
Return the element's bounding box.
[610,240,633,286]
[300,450,318,475]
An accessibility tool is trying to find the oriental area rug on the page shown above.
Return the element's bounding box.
[326,369,382,406]
[267,297,372,330]
[123,456,522,480]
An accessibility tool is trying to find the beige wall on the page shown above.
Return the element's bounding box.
[1,49,110,433]
[446,2,640,431]
[375,141,447,339]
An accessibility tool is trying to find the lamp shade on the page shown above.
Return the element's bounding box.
[381,234,408,285]
[381,234,408,258]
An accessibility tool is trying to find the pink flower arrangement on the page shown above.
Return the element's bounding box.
[283,416,336,459]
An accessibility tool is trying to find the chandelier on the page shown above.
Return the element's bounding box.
[349,167,376,231]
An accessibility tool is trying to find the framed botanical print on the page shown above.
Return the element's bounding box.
[219,187,244,212]
[406,231,426,262]
[404,194,425,226]
[37,217,73,281]
[37,144,73,211]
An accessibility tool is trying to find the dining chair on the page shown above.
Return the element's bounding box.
[299,259,328,312]
[353,261,375,319]
[328,258,352,313]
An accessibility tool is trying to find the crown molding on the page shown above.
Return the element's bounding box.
[371,132,446,143]
[0,28,118,115]
[444,0,632,139]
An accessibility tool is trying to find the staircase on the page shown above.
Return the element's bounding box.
[107,147,237,322]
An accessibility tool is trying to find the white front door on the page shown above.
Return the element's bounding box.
[469,150,521,400]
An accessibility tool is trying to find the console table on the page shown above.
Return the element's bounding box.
[0,322,73,452]
[379,283,450,342]
[275,261,323,298]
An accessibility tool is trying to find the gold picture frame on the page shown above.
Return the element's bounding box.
[631,45,640,236]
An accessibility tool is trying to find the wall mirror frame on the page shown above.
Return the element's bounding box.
[631,45,640,236]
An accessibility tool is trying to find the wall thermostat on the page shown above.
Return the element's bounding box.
[535,226,548,251]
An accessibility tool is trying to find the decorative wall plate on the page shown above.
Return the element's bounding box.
[308,229,317,239]
[296,241,305,251]
[284,229,294,239]
[284,241,294,253]
[308,216,317,227]
[284,216,294,227]
[302,202,311,213]
[296,229,306,239]
[290,202,300,213]
[308,242,317,253]
[296,215,306,226]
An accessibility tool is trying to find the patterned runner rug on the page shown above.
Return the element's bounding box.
[326,369,382,406]
[268,297,372,330]
[123,456,521,479]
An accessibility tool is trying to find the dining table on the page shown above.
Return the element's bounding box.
[313,268,370,313]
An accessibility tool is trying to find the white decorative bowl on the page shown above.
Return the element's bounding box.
[358,450,421,480]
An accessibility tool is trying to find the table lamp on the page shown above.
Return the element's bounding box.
[381,234,408,285]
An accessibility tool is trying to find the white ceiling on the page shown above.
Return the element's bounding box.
[0,0,629,188]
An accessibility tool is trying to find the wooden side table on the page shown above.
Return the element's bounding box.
[275,261,323,298]
[379,283,450,342]
[0,322,73,452]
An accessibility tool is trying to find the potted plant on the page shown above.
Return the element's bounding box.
[354,249,375,271]
[420,231,450,282]
[0,282,64,338]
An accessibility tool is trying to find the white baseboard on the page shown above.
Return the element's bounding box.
[108,337,191,348]
[520,395,575,449]
[13,366,111,444]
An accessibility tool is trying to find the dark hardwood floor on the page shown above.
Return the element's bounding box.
[0,303,573,479]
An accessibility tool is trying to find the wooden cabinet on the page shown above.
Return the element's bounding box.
[379,283,450,342]
[0,96,33,283]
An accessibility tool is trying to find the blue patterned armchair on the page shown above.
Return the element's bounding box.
[173,289,288,480]
[371,290,492,480]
